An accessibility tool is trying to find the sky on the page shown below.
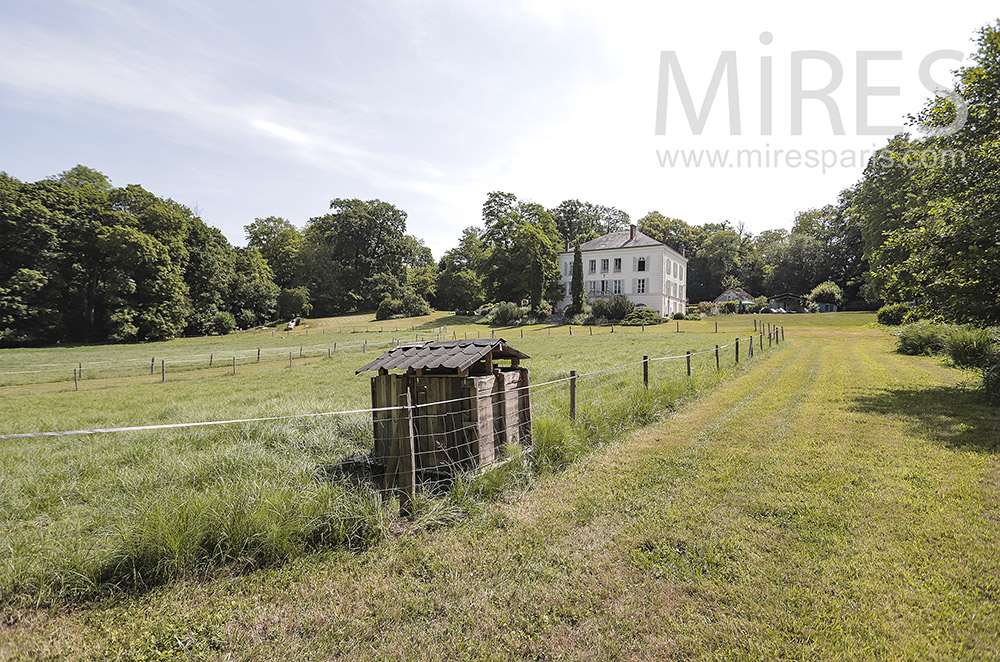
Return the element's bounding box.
[1,1,997,257]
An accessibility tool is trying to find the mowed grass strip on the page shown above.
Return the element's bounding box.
[2,313,996,660]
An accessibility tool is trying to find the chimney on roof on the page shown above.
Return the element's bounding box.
[629,224,637,241]
[682,244,686,257]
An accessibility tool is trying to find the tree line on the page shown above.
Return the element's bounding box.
[3,22,997,346]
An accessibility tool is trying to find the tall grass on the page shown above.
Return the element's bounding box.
[1,315,776,605]
[894,321,1000,398]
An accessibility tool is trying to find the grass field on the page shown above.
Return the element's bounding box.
[0,312,770,607]
[4,311,997,660]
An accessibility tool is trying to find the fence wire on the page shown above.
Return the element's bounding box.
[0,329,786,569]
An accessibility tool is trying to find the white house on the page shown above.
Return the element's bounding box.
[557,224,688,317]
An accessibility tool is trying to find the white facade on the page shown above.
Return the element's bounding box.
[556,227,688,317]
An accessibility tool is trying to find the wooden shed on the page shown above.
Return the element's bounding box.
[356,338,532,502]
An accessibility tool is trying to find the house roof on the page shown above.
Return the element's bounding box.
[768,293,806,300]
[714,288,754,303]
[576,230,663,252]
[356,338,529,374]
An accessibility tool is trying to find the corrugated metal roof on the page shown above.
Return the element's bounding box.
[356,338,529,374]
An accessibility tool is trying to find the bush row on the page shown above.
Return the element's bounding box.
[894,321,1000,400]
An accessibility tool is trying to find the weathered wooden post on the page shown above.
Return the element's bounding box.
[257,348,261,362]
[768,331,772,347]
[328,347,332,358]
[748,336,753,358]
[715,321,718,333]
[334,342,337,352]
[641,324,645,332]
[73,368,78,391]
[759,332,763,352]
[210,353,213,368]
[78,361,82,377]
[161,360,165,383]
[782,327,785,341]
[643,355,649,388]
[754,319,758,331]
[151,357,155,375]
[735,337,740,364]
[686,350,692,377]
[399,391,417,517]
[569,370,577,422]
[363,340,367,352]
[676,321,680,333]
[289,352,293,368]
[715,345,720,370]
[232,356,236,374]
[589,326,593,335]
[521,328,524,338]
[300,345,303,358]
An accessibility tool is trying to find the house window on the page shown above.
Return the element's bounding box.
[613,258,622,272]
[637,278,646,294]
[679,266,683,281]
[600,259,608,273]
[613,280,622,295]
[565,283,571,297]
[588,259,596,274]
[587,280,596,293]
[673,262,677,278]
[637,257,646,272]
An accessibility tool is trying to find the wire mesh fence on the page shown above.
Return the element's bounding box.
[0,325,787,597]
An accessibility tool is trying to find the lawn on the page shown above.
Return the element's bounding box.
[4,312,997,660]
[0,312,771,607]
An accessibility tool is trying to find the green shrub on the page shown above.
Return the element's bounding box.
[375,291,431,320]
[210,311,236,335]
[944,326,999,369]
[589,295,635,322]
[877,303,910,326]
[895,321,948,356]
[489,301,524,326]
[622,308,663,326]
[720,301,738,314]
[672,312,686,320]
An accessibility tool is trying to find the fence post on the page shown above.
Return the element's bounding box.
[492,329,496,338]
[363,340,367,353]
[589,326,593,335]
[570,326,574,336]
[781,326,785,341]
[735,337,740,364]
[686,350,692,377]
[210,353,213,368]
[768,331,772,347]
[754,319,758,331]
[161,360,165,383]
[150,357,155,375]
[521,328,524,339]
[643,355,649,388]
[759,332,763,352]
[289,352,293,368]
[715,321,718,333]
[300,345,303,358]
[641,324,645,332]
[74,368,78,391]
[328,347,332,358]
[399,391,417,518]
[569,370,577,422]
[233,356,236,374]
[715,345,720,370]
[334,342,337,352]
[748,336,753,358]
[676,321,680,333]
[257,348,261,362]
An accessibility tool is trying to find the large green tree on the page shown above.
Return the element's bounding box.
[244,216,303,289]
[299,198,411,315]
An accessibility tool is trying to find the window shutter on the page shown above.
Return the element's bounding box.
[631,278,636,294]
[632,256,637,271]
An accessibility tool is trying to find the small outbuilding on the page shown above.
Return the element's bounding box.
[357,338,532,501]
